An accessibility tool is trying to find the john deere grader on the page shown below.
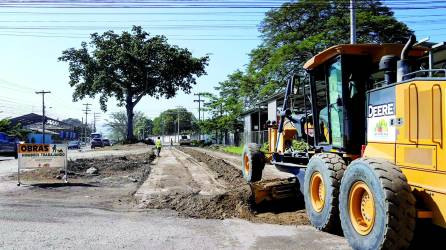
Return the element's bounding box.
[242,36,446,250]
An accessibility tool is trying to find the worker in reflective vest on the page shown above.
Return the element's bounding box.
[155,137,162,157]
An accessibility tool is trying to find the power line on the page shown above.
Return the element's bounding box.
[2,1,446,10]
[0,33,259,40]
[193,93,205,121]
[93,112,101,132]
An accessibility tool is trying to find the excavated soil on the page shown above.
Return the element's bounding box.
[14,153,155,186]
[144,147,309,225]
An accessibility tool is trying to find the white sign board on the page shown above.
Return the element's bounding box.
[17,144,68,185]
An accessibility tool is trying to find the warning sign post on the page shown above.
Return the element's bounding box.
[17,144,68,186]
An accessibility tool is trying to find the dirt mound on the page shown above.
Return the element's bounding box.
[69,153,154,174]
[143,147,309,225]
[145,186,250,219]
[15,153,154,185]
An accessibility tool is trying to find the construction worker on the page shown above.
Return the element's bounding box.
[155,137,162,157]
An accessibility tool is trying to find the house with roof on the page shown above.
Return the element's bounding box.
[10,113,79,143]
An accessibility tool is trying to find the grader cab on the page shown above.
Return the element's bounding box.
[242,36,446,249]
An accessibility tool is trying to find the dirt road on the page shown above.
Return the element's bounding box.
[189,147,294,180]
[137,147,316,225]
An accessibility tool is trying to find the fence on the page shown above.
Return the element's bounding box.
[150,131,263,146]
[242,130,268,145]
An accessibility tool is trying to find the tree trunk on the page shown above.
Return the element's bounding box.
[126,95,135,143]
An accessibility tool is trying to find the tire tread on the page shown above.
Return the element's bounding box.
[309,153,346,232]
[356,158,416,250]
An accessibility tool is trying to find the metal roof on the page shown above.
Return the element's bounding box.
[304,43,427,70]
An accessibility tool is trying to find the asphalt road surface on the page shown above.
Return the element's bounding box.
[0,200,349,250]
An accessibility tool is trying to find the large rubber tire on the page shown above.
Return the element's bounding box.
[304,153,346,232]
[242,143,265,182]
[339,158,416,250]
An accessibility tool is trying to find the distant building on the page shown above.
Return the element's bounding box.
[242,85,308,145]
[10,113,79,143]
[241,92,285,145]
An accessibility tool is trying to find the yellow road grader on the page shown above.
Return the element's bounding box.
[242,36,446,249]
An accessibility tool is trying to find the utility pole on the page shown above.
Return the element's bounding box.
[350,0,356,44]
[93,112,101,132]
[81,117,83,142]
[193,93,205,121]
[82,103,91,143]
[177,108,180,143]
[35,90,51,144]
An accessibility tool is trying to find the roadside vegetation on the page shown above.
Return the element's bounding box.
[197,0,413,142]
[0,118,29,139]
[221,145,244,155]
[59,26,209,142]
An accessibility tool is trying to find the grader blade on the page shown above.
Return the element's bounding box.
[249,177,300,204]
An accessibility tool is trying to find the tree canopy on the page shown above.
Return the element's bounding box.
[152,107,197,135]
[0,119,29,139]
[198,71,244,140]
[239,0,413,104]
[193,0,413,144]
[59,26,209,141]
[106,111,152,141]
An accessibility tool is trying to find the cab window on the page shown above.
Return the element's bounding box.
[327,57,344,148]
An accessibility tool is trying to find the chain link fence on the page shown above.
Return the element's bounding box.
[242,130,268,145]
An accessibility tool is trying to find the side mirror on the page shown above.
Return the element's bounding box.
[336,96,343,107]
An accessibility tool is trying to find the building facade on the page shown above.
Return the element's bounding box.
[10,113,79,143]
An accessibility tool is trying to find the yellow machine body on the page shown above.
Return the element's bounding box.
[268,123,297,154]
[364,79,446,228]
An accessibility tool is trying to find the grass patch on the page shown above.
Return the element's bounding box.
[222,145,244,155]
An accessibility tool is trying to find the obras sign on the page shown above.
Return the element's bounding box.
[18,144,67,169]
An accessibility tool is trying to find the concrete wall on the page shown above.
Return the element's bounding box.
[27,134,53,144]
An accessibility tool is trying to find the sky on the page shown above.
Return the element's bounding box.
[0,0,445,135]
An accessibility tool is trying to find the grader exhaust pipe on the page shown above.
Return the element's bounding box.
[397,35,416,82]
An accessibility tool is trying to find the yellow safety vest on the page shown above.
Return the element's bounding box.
[155,139,162,148]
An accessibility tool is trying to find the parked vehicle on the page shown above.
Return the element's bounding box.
[179,135,191,146]
[0,132,18,158]
[67,140,81,149]
[90,132,102,139]
[102,138,111,146]
[144,138,155,145]
[90,138,104,149]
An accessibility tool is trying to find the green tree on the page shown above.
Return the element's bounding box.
[152,107,197,135]
[59,26,209,142]
[106,111,150,141]
[198,75,244,144]
[134,116,153,139]
[243,0,413,101]
[0,119,29,139]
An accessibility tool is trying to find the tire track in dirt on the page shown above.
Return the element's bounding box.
[140,147,309,225]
